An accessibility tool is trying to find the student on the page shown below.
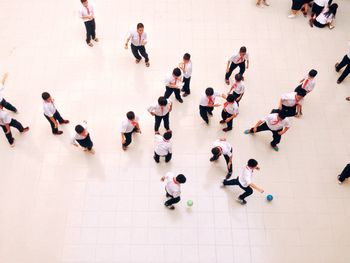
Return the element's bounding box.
[220,94,239,132]
[161,172,186,210]
[199,87,223,124]
[310,3,338,29]
[244,110,290,151]
[42,92,69,135]
[154,131,172,163]
[210,138,233,179]
[222,159,264,205]
[256,0,269,6]
[278,89,306,117]
[79,0,98,47]
[147,96,172,134]
[179,53,192,97]
[71,121,95,154]
[288,0,311,18]
[124,23,150,67]
[120,111,141,150]
[0,73,17,113]
[0,105,29,147]
[225,47,249,85]
[227,73,245,104]
[164,68,183,103]
[309,0,332,21]
[338,163,350,184]
[335,41,350,84]
[294,69,317,94]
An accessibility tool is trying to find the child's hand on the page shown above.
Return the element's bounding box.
[124,44,128,49]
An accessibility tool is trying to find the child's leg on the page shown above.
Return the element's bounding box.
[130,44,142,61]
[163,113,170,131]
[165,196,180,206]
[238,62,246,75]
[271,130,282,147]
[153,152,160,163]
[182,77,191,94]
[223,154,232,174]
[238,186,253,201]
[223,177,239,186]
[336,55,350,71]
[45,115,58,134]
[10,119,24,132]
[199,105,209,124]
[53,111,65,124]
[225,63,238,81]
[0,99,17,113]
[91,19,96,40]
[138,46,149,63]
[123,132,132,147]
[154,116,162,132]
[338,64,350,83]
[1,125,14,145]
[173,89,182,102]
[164,87,173,99]
[84,21,92,44]
[165,153,172,163]
[339,164,350,182]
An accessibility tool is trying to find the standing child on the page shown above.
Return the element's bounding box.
[278,89,306,117]
[0,105,29,147]
[147,96,172,134]
[227,73,245,104]
[222,159,264,205]
[210,138,233,179]
[164,68,183,103]
[179,53,192,97]
[120,111,141,150]
[124,23,150,67]
[0,73,17,113]
[79,0,98,47]
[335,41,350,84]
[199,87,223,124]
[220,94,239,132]
[42,92,69,135]
[71,121,95,154]
[161,172,187,210]
[244,110,290,151]
[154,131,172,163]
[225,46,249,85]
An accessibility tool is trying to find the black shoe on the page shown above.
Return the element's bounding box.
[236,198,247,205]
[178,98,183,103]
[335,63,340,72]
[223,128,232,132]
[337,80,341,84]
[153,156,159,163]
[54,130,63,135]
[221,179,227,187]
[165,204,175,210]
[225,173,232,179]
[208,112,213,116]
[210,157,216,162]
[60,120,69,124]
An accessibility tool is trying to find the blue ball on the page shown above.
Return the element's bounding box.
[266,194,273,201]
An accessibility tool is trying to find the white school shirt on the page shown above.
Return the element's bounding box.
[120,117,139,133]
[164,73,180,87]
[230,81,245,94]
[314,0,329,7]
[0,109,11,125]
[281,92,304,107]
[238,166,253,188]
[0,84,5,101]
[213,139,232,157]
[263,113,291,131]
[43,101,57,117]
[300,77,315,93]
[183,61,193,78]
[164,172,181,198]
[199,91,221,107]
[229,53,249,64]
[79,4,94,22]
[316,9,334,25]
[224,101,239,115]
[147,99,172,116]
[129,31,147,46]
[154,134,172,156]
[71,123,88,143]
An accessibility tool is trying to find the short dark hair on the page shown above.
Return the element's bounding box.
[226,94,235,102]
[173,68,181,77]
[137,23,144,29]
[296,89,307,97]
[278,110,287,120]
[309,69,318,77]
[80,0,87,3]
[211,147,221,155]
[126,111,135,120]
[247,159,258,168]
[163,132,172,140]
[158,96,167,106]
[239,46,247,53]
[183,53,191,60]
[75,125,85,134]
[235,74,243,82]
[205,87,214,96]
[42,92,50,100]
[176,174,186,184]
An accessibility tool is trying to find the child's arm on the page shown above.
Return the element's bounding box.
[1,73,8,85]
[5,123,11,134]
[121,133,126,144]
[125,35,131,49]
[278,127,289,135]
[225,113,238,122]
[249,183,264,193]
[253,120,263,133]
[278,99,283,110]
[226,61,231,72]
[236,93,244,101]
[296,105,302,117]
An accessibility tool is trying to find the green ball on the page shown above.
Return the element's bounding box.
[187,200,193,207]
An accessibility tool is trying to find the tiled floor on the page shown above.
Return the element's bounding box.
[0,0,349,262]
